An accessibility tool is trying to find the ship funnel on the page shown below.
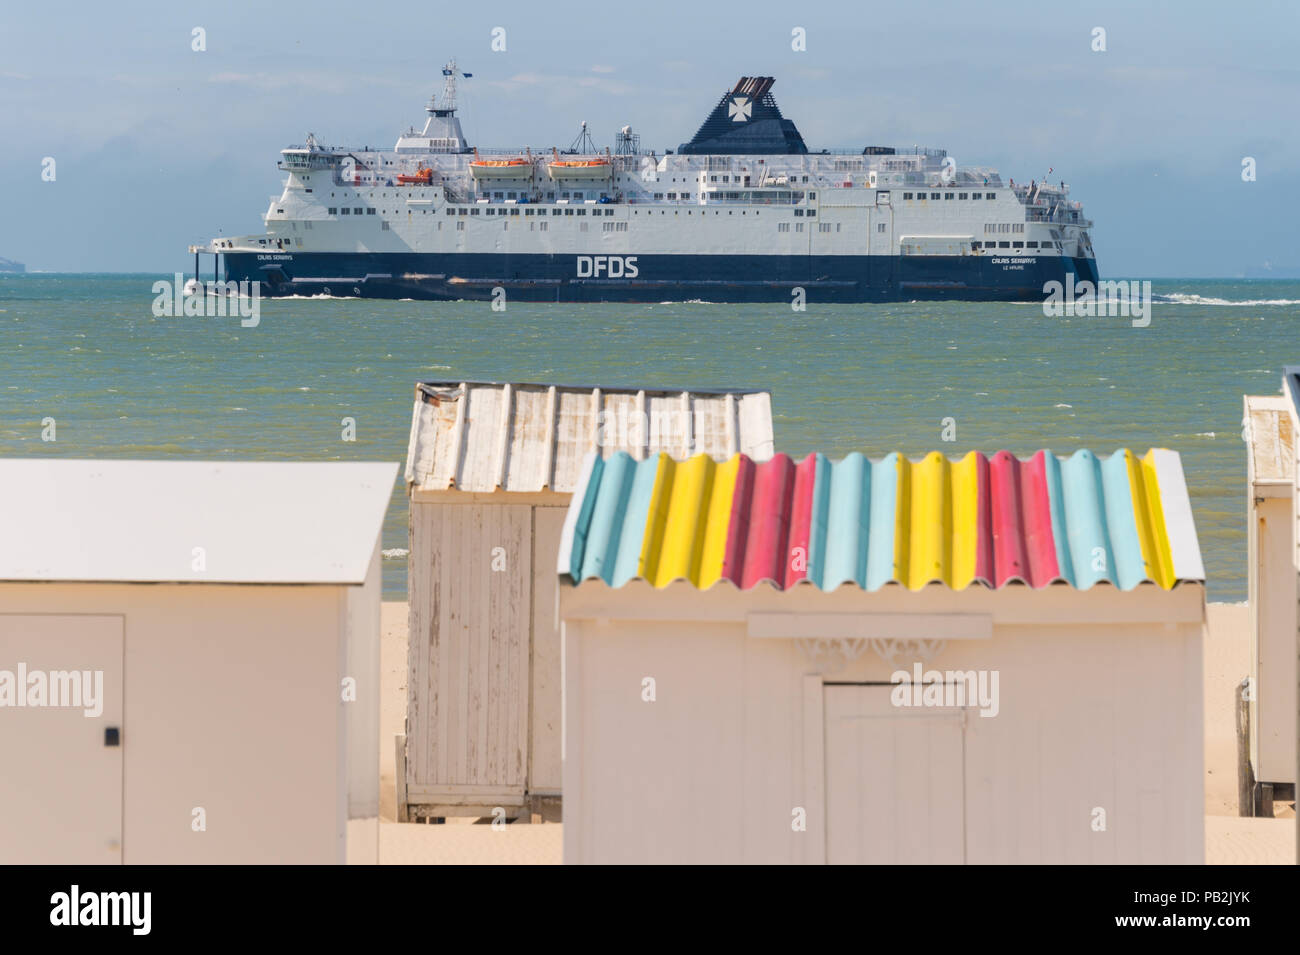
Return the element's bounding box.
[677,76,807,155]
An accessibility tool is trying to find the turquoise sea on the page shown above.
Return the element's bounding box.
[3,274,1298,600]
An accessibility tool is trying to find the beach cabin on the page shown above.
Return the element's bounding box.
[1242,386,1297,809]
[557,447,1207,864]
[0,459,396,864]
[401,380,774,821]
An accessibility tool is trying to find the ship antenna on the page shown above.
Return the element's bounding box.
[569,120,597,155]
[435,59,472,113]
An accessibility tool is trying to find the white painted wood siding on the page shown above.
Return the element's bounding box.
[530,507,567,794]
[561,583,1205,865]
[824,685,965,863]
[407,502,531,801]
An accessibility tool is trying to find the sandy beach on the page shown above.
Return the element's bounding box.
[375,600,1294,864]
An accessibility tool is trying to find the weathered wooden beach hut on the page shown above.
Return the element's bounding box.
[401,380,774,821]
[557,447,1207,863]
[1241,386,1297,811]
[0,459,396,864]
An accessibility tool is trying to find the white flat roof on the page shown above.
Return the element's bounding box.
[0,460,398,585]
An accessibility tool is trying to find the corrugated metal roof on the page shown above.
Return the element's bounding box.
[405,381,774,494]
[558,448,1205,592]
[0,460,398,584]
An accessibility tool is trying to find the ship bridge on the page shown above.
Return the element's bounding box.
[279,134,344,171]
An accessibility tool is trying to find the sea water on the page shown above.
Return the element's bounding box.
[3,273,1298,599]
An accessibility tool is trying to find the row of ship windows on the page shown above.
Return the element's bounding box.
[300,209,1049,242]
[307,215,1060,247]
[333,176,847,198]
[323,207,620,217]
[321,182,826,202]
[249,229,1062,250]
[307,214,1048,244]
[481,191,598,200]
[315,207,795,219]
[338,190,619,201]
[439,221,630,232]
[902,192,998,201]
[464,207,617,216]
[308,197,1010,217]
[706,174,810,183]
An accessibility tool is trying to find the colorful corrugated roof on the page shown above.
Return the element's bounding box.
[557,448,1205,592]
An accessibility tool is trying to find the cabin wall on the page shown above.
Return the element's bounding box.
[562,603,1204,865]
[0,582,350,864]
[1250,493,1297,784]
[1244,394,1297,786]
[406,496,570,812]
[530,506,568,795]
[1292,397,1300,794]
[406,500,532,809]
[344,541,382,862]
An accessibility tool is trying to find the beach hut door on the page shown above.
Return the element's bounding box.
[0,614,124,863]
[823,684,965,863]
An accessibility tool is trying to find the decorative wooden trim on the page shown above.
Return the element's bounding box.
[794,637,871,673]
[867,638,950,667]
[750,612,991,642]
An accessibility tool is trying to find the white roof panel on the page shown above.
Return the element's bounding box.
[0,460,398,584]
[405,381,775,494]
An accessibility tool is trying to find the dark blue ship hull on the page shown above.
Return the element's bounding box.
[223,251,1100,303]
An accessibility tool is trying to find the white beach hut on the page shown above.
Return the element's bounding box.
[557,446,1207,864]
[401,380,774,821]
[0,459,396,864]
[1241,386,1297,810]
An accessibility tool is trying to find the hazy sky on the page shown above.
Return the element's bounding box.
[4,0,1297,276]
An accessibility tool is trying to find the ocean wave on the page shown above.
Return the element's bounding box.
[382,548,409,560]
[1155,293,1300,306]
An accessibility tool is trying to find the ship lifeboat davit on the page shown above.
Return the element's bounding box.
[396,164,434,185]
[470,156,532,179]
[547,157,612,181]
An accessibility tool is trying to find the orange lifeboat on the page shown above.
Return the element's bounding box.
[396,164,434,185]
[547,158,612,180]
[470,151,532,179]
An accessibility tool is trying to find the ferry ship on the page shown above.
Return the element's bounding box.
[192,63,1099,303]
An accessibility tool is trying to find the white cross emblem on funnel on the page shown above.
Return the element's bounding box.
[728,96,752,122]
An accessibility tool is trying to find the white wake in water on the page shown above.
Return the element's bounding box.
[1155,293,1300,306]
